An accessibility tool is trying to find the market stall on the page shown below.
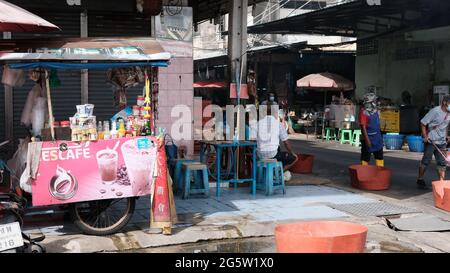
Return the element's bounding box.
[297,72,355,138]
[0,37,177,235]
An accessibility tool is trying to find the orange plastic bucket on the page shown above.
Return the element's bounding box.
[290,154,314,174]
[275,221,368,253]
[432,180,450,212]
[348,165,391,191]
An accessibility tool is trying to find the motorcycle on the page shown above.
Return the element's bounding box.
[0,141,45,253]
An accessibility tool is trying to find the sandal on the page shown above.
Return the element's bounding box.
[416,179,428,189]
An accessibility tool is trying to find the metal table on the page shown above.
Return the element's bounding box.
[199,140,257,197]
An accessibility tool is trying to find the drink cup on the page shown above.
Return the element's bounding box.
[121,138,155,196]
[96,149,118,184]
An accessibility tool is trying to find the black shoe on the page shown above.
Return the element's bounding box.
[416,179,428,189]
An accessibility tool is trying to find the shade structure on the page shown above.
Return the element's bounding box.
[0,0,60,32]
[296,72,354,91]
[193,81,227,88]
[0,37,171,65]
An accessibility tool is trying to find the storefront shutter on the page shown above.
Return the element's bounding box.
[87,12,151,122]
[11,12,81,141]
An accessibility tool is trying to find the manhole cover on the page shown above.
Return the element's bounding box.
[328,202,420,217]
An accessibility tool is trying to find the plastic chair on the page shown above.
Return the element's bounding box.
[351,130,362,147]
[339,129,353,144]
[181,162,209,199]
[323,128,336,142]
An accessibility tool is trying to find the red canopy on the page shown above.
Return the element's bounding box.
[297,72,354,91]
[0,0,60,32]
[193,81,227,88]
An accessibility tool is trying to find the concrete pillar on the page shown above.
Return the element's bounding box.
[227,0,248,88]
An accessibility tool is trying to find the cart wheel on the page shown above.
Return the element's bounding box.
[69,197,136,236]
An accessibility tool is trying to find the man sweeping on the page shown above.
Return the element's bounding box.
[416,95,450,189]
[359,92,384,167]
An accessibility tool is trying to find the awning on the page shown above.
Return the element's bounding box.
[8,61,168,70]
[0,37,171,66]
[0,0,60,32]
[194,81,227,88]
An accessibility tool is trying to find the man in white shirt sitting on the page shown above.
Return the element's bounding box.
[256,101,298,180]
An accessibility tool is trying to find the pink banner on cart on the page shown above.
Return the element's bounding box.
[31,137,158,206]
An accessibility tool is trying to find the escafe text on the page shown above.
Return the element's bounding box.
[42,147,91,161]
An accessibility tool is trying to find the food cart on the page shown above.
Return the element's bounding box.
[0,37,177,235]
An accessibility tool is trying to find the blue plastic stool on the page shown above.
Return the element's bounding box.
[181,162,210,199]
[257,159,277,187]
[258,160,285,195]
[172,159,195,194]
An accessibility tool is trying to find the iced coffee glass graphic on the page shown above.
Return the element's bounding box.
[121,139,154,196]
[96,149,118,184]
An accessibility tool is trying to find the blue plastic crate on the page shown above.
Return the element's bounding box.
[383,134,405,150]
[406,135,424,152]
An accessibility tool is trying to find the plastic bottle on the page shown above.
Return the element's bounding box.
[97,121,104,140]
[103,121,111,140]
[110,120,118,139]
[118,119,126,138]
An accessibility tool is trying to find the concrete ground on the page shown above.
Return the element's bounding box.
[22,135,450,253]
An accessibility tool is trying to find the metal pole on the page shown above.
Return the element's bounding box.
[45,70,55,141]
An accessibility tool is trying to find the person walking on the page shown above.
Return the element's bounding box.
[417,95,450,189]
[359,92,384,167]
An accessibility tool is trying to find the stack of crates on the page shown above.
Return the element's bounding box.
[380,109,400,133]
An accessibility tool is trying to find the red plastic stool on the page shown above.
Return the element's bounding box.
[290,154,314,174]
[432,180,450,212]
[348,165,391,191]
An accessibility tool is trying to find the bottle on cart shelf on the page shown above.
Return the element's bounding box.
[141,118,152,136]
[118,119,126,138]
[111,120,118,139]
[103,121,111,140]
[97,121,104,140]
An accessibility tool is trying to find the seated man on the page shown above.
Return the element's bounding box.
[256,101,298,180]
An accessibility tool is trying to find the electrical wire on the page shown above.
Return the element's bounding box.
[251,0,291,26]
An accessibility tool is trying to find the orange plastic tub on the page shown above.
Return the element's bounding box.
[348,165,391,191]
[432,180,450,212]
[290,154,314,174]
[275,221,368,253]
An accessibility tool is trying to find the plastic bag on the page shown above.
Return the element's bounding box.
[21,84,42,127]
[2,65,25,87]
[31,97,48,137]
[7,137,30,191]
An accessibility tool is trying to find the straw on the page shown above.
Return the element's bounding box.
[112,140,120,151]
